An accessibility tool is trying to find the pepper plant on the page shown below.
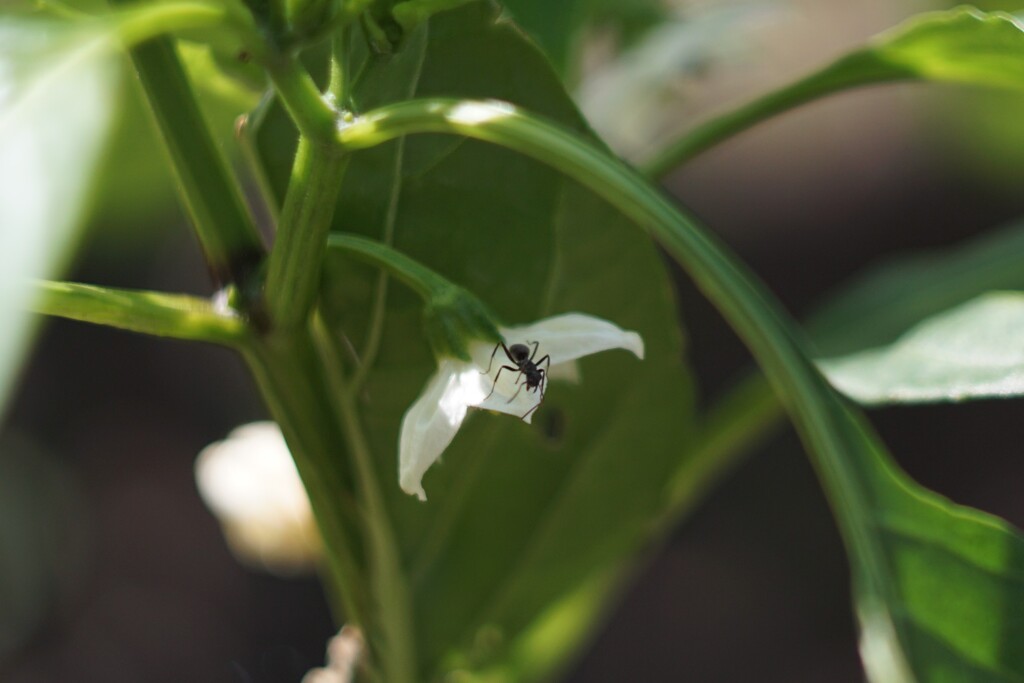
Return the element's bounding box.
[3,0,1024,681]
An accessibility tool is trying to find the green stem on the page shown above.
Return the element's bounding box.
[110,1,266,287]
[313,318,417,683]
[350,271,389,396]
[640,51,909,177]
[238,95,283,224]
[264,53,341,146]
[327,234,450,300]
[327,234,500,362]
[113,1,226,44]
[335,95,892,614]
[265,140,350,330]
[329,32,349,103]
[30,280,247,346]
[243,332,372,632]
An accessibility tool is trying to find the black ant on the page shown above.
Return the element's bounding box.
[482,341,551,421]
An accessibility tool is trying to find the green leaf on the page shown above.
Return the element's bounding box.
[329,91,1024,682]
[597,105,1024,681]
[805,218,1024,406]
[809,219,1024,359]
[258,4,695,679]
[500,0,667,77]
[636,115,1024,682]
[343,9,695,679]
[833,401,1024,683]
[645,6,1024,175]
[819,292,1024,404]
[0,18,119,416]
[869,5,1024,88]
[498,0,581,73]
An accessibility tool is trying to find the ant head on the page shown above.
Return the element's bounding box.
[508,343,531,362]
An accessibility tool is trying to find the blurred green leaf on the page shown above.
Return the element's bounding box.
[819,292,1024,404]
[809,219,1024,358]
[807,219,1024,405]
[867,5,1024,88]
[578,4,769,160]
[498,0,581,73]
[646,5,1024,175]
[501,0,667,78]
[0,18,119,415]
[257,3,694,679]
[0,435,88,661]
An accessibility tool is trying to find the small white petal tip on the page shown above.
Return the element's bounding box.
[624,331,645,360]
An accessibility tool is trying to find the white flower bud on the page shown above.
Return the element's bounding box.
[195,422,321,575]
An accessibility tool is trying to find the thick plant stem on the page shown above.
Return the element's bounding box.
[264,54,341,145]
[109,9,266,287]
[108,2,384,655]
[265,139,350,330]
[244,332,372,635]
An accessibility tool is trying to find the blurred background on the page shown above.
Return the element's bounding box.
[3,0,1024,680]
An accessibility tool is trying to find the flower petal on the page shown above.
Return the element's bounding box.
[195,422,320,574]
[496,313,645,365]
[474,377,543,423]
[399,360,478,500]
[468,340,544,423]
[547,359,580,383]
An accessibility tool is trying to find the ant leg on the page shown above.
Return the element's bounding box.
[481,342,502,375]
[505,382,524,403]
[526,340,540,362]
[521,372,546,421]
[535,354,551,374]
[484,365,519,401]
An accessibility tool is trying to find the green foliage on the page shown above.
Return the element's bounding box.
[869,5,1024,88]
[561,98,1024,683]
[0,17,120,416]
[13,1,1024,682]
[323,57,1024,683]
[810,220,1024,358]
[500,0,667,78]
[807,220,1024,405]
[820,292,1024,404]
[257,4,694,679]
[646,6,1024,175]
[832,403,1024,683]
[635,133,1024,683]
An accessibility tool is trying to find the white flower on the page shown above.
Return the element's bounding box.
[195,422,321,574]
[399,313,644,500]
